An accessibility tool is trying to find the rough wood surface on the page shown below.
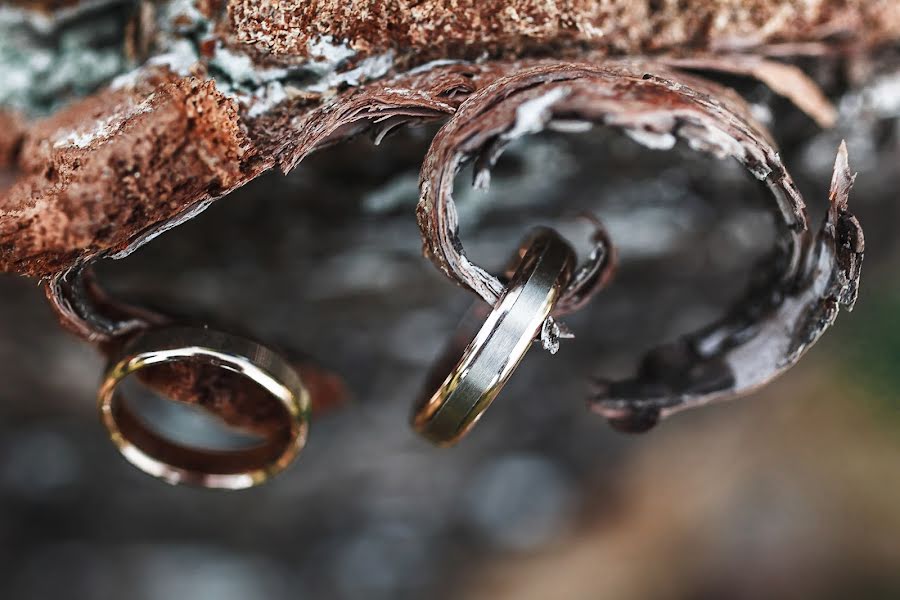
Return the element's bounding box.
[1,0,897,278]
[229,0,900,60]
[0,0,891,429]
[414,62,863,429]
[3,76,253,276]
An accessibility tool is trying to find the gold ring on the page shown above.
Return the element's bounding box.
[412,227,575,446]
[98,326,310,489]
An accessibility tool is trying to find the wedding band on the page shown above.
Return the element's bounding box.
[98,327,310,489]
[412,227,575,446]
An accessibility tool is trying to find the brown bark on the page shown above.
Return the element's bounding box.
[229,0,900,60]
[1,1,896,277]
[0,0,888,429]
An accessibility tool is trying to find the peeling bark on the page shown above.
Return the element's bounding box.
[1,76,255,276]
[416,61,803,308]
[660,54,838,127]
[0,0,886,428]
[45,265,349,428]
[414,61,862,429]
[591,143,862,431]
[1,0,897,277]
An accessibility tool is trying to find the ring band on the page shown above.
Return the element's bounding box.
[98,327,310,489]
[412,227,575,446]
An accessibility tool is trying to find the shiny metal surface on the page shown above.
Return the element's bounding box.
[97,327,310,489]
[412,228,575,446]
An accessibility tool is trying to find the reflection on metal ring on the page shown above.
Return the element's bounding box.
[412,227,575,446]
[98,326,310,489]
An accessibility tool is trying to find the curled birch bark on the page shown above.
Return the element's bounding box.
[415,63,862,430]
[592,143,862,431]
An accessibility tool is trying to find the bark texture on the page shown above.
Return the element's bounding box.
[229,0,900,59]
[0,0,893,430]
[0,0,896,277]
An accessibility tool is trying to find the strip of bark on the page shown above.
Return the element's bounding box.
[414,62,861,430]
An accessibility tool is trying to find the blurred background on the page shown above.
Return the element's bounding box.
[1,51,899,600]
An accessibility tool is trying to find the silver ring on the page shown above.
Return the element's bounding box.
[98,326,310,489]
[412,227,575,446]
